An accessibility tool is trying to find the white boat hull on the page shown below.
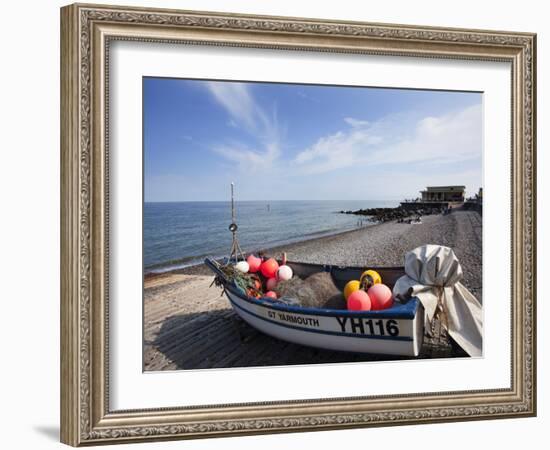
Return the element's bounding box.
[225,286,424,356]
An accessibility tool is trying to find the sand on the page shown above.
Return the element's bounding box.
[144,209,481,371]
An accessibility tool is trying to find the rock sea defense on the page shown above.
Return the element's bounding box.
[235,261,249,273]
[343,280,361,300]
[360,269,382,290]
[347,290,372,311]
[260,258,279,279]
[246,254,262,273]
[367,283,393,310]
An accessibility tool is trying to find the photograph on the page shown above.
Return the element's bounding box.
[142,78,484,371]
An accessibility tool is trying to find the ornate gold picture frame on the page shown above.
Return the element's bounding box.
[60,3,536,446]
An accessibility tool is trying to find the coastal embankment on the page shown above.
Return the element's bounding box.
[144,209,482,370]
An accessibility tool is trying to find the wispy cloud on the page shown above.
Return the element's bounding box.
[206,82,281,172]
[344,117,370,127]
[293,104,482,175]
[207,82,257,130]
[212,142,280,173]
[294,130,383,173]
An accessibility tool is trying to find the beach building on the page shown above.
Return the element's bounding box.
[400,185,466,211]
[420,185,465,203]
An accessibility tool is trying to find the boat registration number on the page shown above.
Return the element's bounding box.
[266,309,401,337]
[335,316,400,337]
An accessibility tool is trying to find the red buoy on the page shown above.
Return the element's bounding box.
[260,258,279,279]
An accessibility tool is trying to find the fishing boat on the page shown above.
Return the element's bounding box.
[205,257,425,357]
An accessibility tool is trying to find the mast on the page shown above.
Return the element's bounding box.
[228,182,245,262]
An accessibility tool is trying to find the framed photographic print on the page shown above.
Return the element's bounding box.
[60,3,536,446]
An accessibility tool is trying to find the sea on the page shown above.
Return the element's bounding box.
[144,200,398,272]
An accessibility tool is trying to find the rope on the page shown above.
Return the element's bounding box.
[428,286,449,342]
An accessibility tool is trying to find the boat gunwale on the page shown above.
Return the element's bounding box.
[224,281,419,320]
[273,258,405,273]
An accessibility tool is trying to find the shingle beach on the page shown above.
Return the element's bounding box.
[144,209,482,371]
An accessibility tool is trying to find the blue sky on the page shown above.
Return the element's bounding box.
[144,78,482,202]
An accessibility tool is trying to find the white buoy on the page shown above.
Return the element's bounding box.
[235,261,249,273]
[277,265,293,281]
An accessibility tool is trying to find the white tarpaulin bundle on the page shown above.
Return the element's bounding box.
[392,245,483,357]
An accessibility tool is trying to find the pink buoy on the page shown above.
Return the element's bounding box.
[367,284,393,310]
[347,290,371,311]
[260,258,279,279]
[266,277,277,291]
[246,254,262,273]
[265,291,277,299]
